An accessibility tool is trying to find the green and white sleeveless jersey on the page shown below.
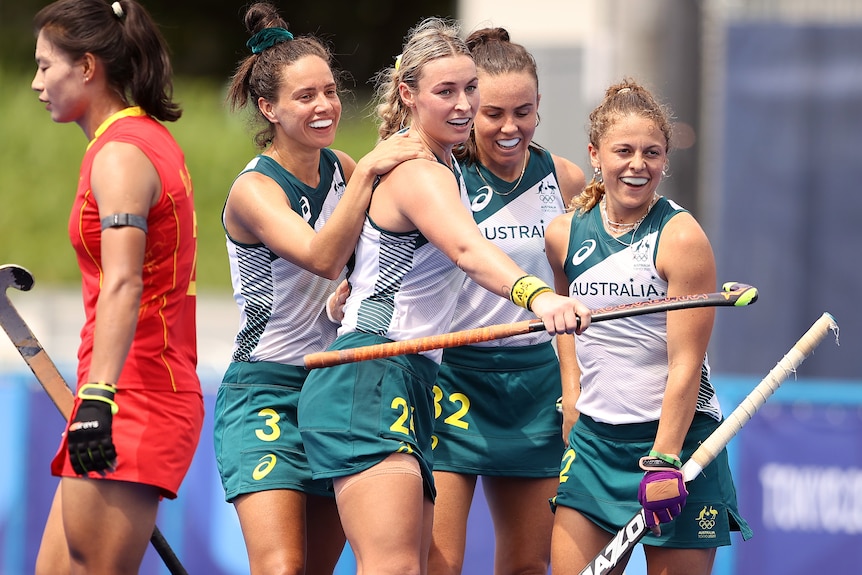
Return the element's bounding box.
[450,147,565,346]
[339,160,470,364]
[563,196,721,424]
[224,150,346,366]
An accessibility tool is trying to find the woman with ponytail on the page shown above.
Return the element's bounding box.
[31,1,201,573]
[429,27,586,575]
[214,3,429,574]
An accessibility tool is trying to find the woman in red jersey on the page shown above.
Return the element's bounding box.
[30,1,202,574]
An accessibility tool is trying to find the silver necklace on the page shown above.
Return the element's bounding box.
[600,193,659,247]
[474,150,528,196]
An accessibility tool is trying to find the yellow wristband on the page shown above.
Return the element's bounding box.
[510,275,553,311]
[78,382,119,415]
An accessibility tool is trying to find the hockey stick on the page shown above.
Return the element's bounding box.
[303,282,759,369]
[0,264,189,575]
[578,311,839,575]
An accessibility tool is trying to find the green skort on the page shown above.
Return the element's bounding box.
[214,361,332,501]
[554,412,753,548]
[432,342,564,476]
[298,332,439,500]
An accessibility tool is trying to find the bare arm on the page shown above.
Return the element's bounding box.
[652,212,717,457]
[372,161,590,335]
[551,154,586,207]
[545,212,581,444]
[224,130,430,279]
[87,141,159,385]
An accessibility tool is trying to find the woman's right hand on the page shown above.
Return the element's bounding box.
[530,292,591,335]
[358,129,433,176]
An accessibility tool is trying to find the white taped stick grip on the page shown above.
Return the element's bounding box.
[682,312,838,482]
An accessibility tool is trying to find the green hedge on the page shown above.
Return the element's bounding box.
[0,70,378,291]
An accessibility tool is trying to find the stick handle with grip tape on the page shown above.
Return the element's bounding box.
[303,282,759,369]
[0,264,189,575]
[577,311,840,575]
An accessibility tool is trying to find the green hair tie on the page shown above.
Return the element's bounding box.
[247,27,294,55]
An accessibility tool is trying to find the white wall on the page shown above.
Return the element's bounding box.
[457,0,702,213]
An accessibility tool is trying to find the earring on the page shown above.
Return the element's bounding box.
[662,164,669,177]
[535,113,541,127]
[593,167,603,184]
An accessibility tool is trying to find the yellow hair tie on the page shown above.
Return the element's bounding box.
[394,53,403,71]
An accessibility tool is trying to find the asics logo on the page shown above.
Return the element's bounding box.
[252,454,277,481]
[471,186,493,212]
[571,240,597,265]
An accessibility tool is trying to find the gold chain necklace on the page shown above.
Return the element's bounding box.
[474,150,529,196]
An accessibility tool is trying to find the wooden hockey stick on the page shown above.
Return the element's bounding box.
[0,264,188,575]
[578,312,839,575]
[303,282,759,369]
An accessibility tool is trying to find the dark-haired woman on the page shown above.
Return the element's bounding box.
[212,3,429,574]
[31,1,202,574]
[428,27,586,575]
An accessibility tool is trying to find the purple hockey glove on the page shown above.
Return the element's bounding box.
[637,454,687,535]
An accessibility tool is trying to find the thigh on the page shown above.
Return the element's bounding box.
[334,453,430,575]
[429,472,478,574]
[484,476,558,574]
[306,493,347,575]
[234,489,306,574]
[35,484,70,575]
[61,477,160,575]
[644,545,716,575]
[551,506,629,575]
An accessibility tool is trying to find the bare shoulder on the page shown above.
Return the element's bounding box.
[93,139,153,171]
[545,210,575,249]
[91,140,159,206]
[227,169,289,210]
[379,157,454,191]
[546,210,575,234]
[661,210,711,249]
[551,153,586,203]
[658,210,716,287]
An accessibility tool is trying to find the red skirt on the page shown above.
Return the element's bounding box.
[52,386,204,499]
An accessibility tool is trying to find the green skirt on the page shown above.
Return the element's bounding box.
[554,413,753,548]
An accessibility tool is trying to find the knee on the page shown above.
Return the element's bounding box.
[248,553,305,575]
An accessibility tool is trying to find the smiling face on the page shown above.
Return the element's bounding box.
[32,31,88,125]
[400,54,478,158]
[472,70,538,178]
[259,54,342,150]
[590,113,667,218]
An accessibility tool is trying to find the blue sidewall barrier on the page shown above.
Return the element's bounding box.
[2,370,861,575]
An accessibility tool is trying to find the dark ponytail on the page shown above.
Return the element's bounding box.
[34,0,181,122]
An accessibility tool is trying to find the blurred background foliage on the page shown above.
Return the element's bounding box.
[1,0,456,81]
[0,0,455,291]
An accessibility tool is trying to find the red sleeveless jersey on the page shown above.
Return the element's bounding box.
[69,107,199,392]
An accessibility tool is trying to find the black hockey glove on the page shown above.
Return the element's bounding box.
[67,382,118,475]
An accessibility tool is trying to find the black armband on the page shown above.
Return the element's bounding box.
[100,213,148,233]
